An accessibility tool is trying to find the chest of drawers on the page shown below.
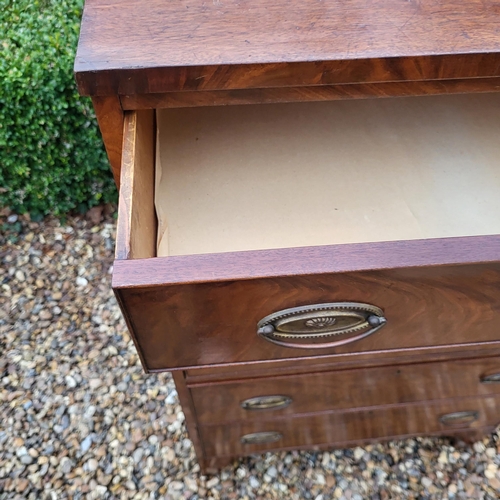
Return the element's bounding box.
[76,0,500,472]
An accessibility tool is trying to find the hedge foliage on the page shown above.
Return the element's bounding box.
[0,0,116,218]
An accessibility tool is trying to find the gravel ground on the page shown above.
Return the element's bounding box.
[2,209,500,500]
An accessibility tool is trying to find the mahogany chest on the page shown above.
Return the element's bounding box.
[75,0,500,472]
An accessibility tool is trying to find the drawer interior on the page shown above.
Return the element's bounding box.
[155,93,500,257]
[114,101,500,371]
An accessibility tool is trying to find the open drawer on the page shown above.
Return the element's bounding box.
[112,94,500,371]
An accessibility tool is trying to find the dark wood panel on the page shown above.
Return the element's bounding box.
[184,345,500,383]
[76,0,500,96]
[113,235,500,287]
[202,426,494,472]
[91,95,124,186]
[191,357,500,424]
[121,78,500,109]
[115,110,156,260]
[171,371,206,461]
[114,259,500,370]
[200,396,500,458]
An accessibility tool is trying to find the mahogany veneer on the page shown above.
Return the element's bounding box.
[76,0,500,472]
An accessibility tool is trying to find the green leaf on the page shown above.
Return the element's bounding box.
[0,0,117,217]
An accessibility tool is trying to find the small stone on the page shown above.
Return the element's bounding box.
[15,270,25,282]
[16,478,29,492]
[80,436,92,453]
[20,455,34,465]
[125,481,137,491]
[266,466,278,479]
[16,446,28,457]
[206,477,219,489]
[99,474,112,486]
[489,477,500,490]
[474,442,486,453]
[166,390,178,405]
[60,457,73,474]
[422,477,433,489]
[28,449,39,458]
[131,428,143,444]
[95,485,107,495]
[86,459,99,472]
[88,379,102,389]
[13,437,24,447]
[249,477,259,489]
[185,477,198,492]
[438,451,448,464]
[316,473,326,485]
[485,468,496,479]
[117,381,128,392]
[88,349,100,360]
[76,276,88,287]
[65,376,77,388]
[353,447,365,461]
[39,310,52,320]
[133,448,144,464]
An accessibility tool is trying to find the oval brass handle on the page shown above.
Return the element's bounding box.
[480,373,500,384]
[439,410,479,426]
[257,302,386,349]
[240,431,282,445]
[241,395,292,411]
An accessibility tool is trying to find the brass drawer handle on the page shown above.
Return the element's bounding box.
[240,431,282,445]
[241,395,292,411]
[257,302,386,349]
[480,373,500,384]
[439,410,479,426]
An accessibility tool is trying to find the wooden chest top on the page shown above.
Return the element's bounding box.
[75,0,500,96]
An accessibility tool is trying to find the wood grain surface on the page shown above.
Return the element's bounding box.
[114,259,500,370]
[184,345,500,383]
[191,357,500,424]
[200,396,500,458]
[75,0,500,96]
[171,371,206,462]
[113,235,500,286]
[202,426,494,472]
[121,78,500,110]
[91,96,124,186]
[115,110,156,260]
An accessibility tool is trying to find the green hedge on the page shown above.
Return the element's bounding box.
[0,0,116,218]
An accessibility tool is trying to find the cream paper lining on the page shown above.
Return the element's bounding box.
[155,94,500,257]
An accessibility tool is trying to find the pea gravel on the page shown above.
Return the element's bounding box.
[2,209,500,500]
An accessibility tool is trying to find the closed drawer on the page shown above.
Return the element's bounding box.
[191,356,500,424]
[113,96,500,371]
[200,396,500,458]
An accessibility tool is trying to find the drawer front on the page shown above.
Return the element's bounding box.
[114,260,500,370]
[200,396,500,458]
[191,356,500,424]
